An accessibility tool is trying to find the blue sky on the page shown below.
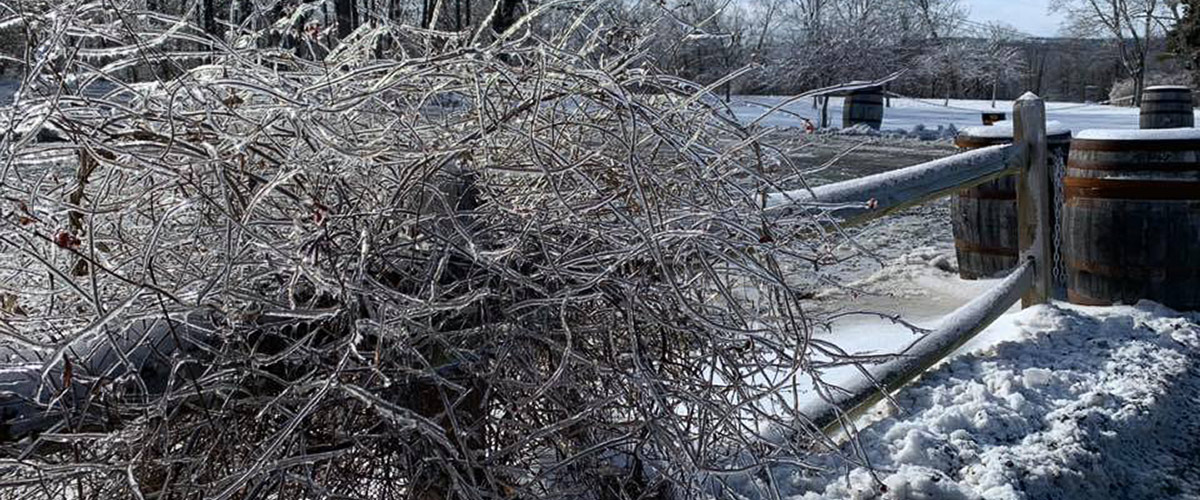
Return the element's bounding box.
[967,0,1066,36]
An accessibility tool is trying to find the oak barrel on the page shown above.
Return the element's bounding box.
[1064,129,1200,310]
[1140,86,1194,129]
[952,122,1072,279]
[842,86,883,130]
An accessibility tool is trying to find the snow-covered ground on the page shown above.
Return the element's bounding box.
[741,301,1200,500]
[767,225,1200,497]
[733,96,1153,133]
[753,127,1200,497]
[0,81,1154,134]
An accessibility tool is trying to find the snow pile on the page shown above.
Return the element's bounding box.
[828,247,959,299]
[1145,85,1192,91]
[809,246,1003,325]
[959,120,1072,139]
[748,302,1200,499]
[824,123,961,141]
[1074,128,1200,141]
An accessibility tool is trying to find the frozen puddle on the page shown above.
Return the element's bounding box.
[811,246,1016,353]
[738,302,1200,499]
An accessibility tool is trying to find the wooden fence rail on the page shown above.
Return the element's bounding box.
[775,93,1052,437]
[764,144,1017,225]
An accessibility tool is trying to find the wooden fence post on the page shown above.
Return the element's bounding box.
[820,95,830,128]
[1013,92,1051,307]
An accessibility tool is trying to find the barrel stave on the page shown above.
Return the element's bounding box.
[1065,199,1200,307]
[951,176,1019,279]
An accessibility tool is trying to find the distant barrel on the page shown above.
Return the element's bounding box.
[1064,129,1200,310]
[952,123,1072,280]
[1139,86,1194,129]
[981,112,1006,126]
[842,86,883,130]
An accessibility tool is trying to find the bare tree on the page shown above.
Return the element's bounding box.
[905,0,966,39]
[982,23,1026,107]
[1053,0,1176,105]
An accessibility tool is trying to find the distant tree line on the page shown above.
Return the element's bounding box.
[0,0,1191,103]
[652,0,1182,103]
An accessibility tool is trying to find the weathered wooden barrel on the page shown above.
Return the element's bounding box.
[1064,129,1200,310]
[951,122,1072,280]
[982,112,1006,126]
[842,86,884,130]
[1139,86,1194,129]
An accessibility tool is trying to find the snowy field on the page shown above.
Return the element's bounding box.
[733,95,1155,133]
[0,84,1155,134]
[0,82,1155,138]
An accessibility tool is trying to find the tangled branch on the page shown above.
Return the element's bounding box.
[0,1,904,497]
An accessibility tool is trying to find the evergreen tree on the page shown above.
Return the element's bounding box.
[1169,0,1200,85]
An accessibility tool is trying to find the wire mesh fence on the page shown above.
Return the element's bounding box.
[1051,152,1069,299]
